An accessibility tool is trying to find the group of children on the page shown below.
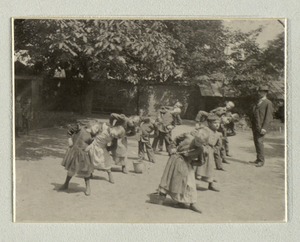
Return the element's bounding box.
[15,95,33,137]
[157,101,240,214]
[59,100,239,215]
[60,114,141,195]
[59,101,183,196]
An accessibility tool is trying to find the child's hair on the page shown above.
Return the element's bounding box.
[85,120,101,131]
[207,113,220,123]
[110,125,126,139]
[221,116,231,124]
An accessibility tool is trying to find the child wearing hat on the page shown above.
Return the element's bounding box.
[195,114,222,192]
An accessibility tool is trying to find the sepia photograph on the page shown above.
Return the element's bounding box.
[13,18,286,223]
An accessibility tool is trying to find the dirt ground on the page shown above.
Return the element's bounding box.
[14,120,286,223]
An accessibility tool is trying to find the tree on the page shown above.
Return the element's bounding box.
[162,20,229,82]
[14,19,183,114]
[224,26,284,98]
[260,32,285,77]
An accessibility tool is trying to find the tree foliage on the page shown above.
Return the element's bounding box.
[224,26,285,96]
[14,19,285,113]
[14,19,183,84]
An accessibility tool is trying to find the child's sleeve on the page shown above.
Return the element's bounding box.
[195,111,208,122]
[110,113,127,126]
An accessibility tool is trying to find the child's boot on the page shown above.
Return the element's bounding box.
[208,182,220,192]
[59,175,72,190]
[122,165,128,174]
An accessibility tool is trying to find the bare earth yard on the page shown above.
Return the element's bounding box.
[15,120,285,223]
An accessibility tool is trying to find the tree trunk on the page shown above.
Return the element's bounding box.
[136,84,140,115]
[80,71,94,115]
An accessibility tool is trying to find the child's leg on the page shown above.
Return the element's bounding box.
[164,132,172,155]
[214,149,225,170]
[84,177,91,196]
[158,133,164,151]
[59,171,74,190]
[152,136,159,151]
[107,169,114,183]
[177,115,182,125]
[145,140,155,163]
[138,141,145,160]
[120,157,128,174]
[221,139,230,163]
[224,137,230,156]
[208,181,220,192]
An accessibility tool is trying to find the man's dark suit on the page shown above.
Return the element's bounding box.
[251,98,273,164]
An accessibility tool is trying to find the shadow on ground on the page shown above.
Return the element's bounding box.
[15,129,67,161]
[52,182,86,194]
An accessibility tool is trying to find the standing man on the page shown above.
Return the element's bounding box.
[250,85,274,167]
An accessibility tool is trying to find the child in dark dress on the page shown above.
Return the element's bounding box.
[59,121,100,196]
